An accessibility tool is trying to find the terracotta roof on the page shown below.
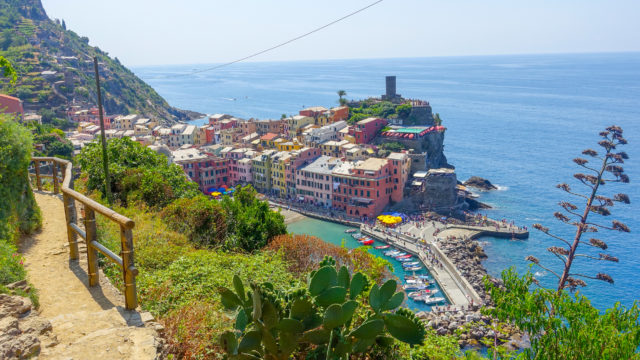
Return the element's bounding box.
[0,94,24,116]
[260,133,278,141]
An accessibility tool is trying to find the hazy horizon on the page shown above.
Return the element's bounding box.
[129,50,640,68]
[42,0,640,67]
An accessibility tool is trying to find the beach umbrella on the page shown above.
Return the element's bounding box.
[212,192,221,197]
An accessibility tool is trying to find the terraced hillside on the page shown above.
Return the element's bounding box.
[0,0,200,124]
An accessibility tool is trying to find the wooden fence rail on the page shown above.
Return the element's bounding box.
[28,157,138,310]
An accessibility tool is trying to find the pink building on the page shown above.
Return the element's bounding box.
[349,117,387,144]
[173,148,230,192]
[286,147,321,198]
[296,156,342,207]
[225,148,256,185]
[237,158,253,184]
[332,158,394,219]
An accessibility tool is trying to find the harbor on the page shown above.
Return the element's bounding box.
[286,208,529,312]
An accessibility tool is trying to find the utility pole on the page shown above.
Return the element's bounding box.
[93,56,112,204]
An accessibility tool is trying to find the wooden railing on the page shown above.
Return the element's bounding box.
[29,157,138,310]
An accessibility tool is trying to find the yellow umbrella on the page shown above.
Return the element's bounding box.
[211,192,222,197]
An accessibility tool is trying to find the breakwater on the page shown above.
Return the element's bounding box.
[360,225,482,306]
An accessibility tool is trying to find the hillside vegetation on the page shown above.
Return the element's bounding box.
[0,0,199,124]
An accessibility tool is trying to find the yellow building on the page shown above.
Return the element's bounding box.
[251,150,275,192]
[271,151,291,198]
[276,140,303,152]
[286,115,314,136]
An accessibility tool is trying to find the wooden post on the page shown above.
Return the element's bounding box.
[34,160,42,191]
[63,194,79,260]
[84,208,99,286]
[52,161,59,194]
[120,226,138,310]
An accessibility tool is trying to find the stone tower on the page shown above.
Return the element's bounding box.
[382,76,401,102]
[386,76,396,99]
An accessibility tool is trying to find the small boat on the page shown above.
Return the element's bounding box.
[359,239,374,246]
[384,250,402,256]
[374,245,390,249]
[402,262,421,267]
[345,229,357,233]
[395,254,412,259]
[404,278,427,285]
[408,289,439,299]
[403,284,429,291]
[421,296,446,305]
[351,233,363,239]
[404,266,423,272]
[397,257,415,262]
[405,274,430,280]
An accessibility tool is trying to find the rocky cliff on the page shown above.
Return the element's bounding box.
[0,0,200,124]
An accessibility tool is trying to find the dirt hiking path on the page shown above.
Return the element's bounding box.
[20,193,162,359]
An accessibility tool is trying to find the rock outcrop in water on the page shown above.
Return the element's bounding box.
[464,176,498,191]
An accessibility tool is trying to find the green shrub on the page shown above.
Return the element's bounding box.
[162,195,228,248]
[76,137,199,207]
[0,116,41,243]
[0,241,25,285]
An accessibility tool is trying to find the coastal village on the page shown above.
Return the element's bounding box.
[7,76,468,220]
[2,74,531,351]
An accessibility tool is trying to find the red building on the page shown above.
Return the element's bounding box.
[172,148,230,192]
[0,94,24,120]
[349,117,387,144]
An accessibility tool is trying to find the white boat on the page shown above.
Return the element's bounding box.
[402,284,429,291]
[402,262,421,267]
[421,296,446,305]
[408,289,439,299]
[404,266,422,272]
[384,250,402,256]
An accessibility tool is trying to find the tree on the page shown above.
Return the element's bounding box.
[526,126,630,291]
[76,137,199,207]
[221,185,286,252]
[337,90,347,106]
[219,256,426,359]
[433,113,442,126]
[162,195,228,248]
[484,126,639,359]
[61,19,66,30]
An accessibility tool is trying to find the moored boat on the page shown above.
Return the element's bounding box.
[384,250,402,256]
[420,296,446,305]
[395,254,412,259]
[359,239,374,245]
[404,266,422,271]
[374,245,390,249]
[408,289,439,299]
[397,257,414,262]
[345,229,357,233]
[402,261,420,267]
[403,284,429,291]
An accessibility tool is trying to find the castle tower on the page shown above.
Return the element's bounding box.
[386,76,396,99]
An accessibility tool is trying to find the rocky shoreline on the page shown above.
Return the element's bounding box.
[416,234,526,350]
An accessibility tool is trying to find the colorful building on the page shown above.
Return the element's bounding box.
[285,147,322,198]
[172,148,229,191]
[349,117,387,144]
[296,156,342,207]
[271,151,291,198]
[252,150,276,193]
[332,158,394,219]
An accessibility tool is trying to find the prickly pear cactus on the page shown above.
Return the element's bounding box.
[218,257,426,359]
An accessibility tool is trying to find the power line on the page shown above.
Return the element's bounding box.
[166,0,384,77]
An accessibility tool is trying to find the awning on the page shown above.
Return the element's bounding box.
[351,197,373,204]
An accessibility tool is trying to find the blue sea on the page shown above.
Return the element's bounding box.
[133,53,640,311]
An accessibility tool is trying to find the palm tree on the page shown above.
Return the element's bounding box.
[337,90,347,105]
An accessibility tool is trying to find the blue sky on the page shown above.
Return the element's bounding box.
[42,0,640,66]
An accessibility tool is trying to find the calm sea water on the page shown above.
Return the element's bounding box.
[133,53,640,310]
